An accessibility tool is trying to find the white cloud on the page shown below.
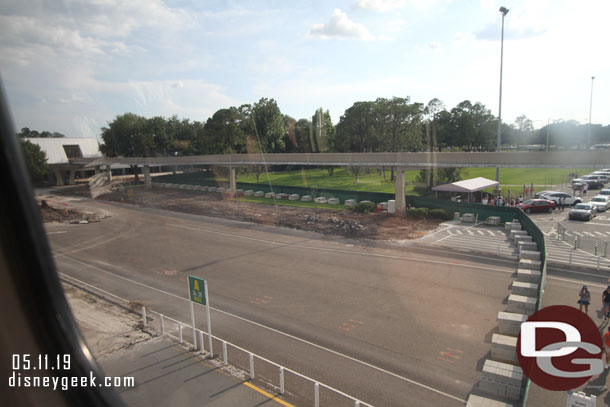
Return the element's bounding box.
[428,41,440,49]
[309,9,376,40]
[352,0,406,12]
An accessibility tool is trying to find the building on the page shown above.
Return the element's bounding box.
[24,137,101,185]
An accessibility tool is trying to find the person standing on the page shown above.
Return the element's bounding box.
[603,286,610,320]
[561,196,566,212]
[604,327,610,369]
[584,182,588,196]
[578,285,591,314]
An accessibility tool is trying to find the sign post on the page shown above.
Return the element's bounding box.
[187,278,196,350]
[188,275,212,356]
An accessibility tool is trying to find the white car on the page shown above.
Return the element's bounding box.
[538,191,582,206]
[588,195,610,212]
[598,189,610,197]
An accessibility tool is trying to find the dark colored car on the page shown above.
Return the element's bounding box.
[518,199,556,214]
[581,175,606,189]
[569,203,597,221]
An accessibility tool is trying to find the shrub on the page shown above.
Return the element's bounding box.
[428,209,453,220]
[352,201,377,214]
[405,207,430,219]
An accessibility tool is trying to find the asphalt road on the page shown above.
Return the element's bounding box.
[45,198,520,407]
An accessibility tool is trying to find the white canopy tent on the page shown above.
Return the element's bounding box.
[431,177,499,201]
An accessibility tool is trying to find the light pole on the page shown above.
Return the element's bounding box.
[588,76,595,149]
[496,6,509,183]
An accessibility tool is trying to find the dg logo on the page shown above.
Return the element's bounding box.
[517,305,604,391]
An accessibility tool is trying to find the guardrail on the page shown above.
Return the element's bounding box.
[142,307,373,407]
[557,223,609,257]
[61,273,373,407]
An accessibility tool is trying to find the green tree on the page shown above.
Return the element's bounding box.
[335,101,377,152]
[203,107,247,154]
[447,101,496,151]
[18,127,65,138]
[311,108,335,152]
[243,98,286,153]
[99,113,153,181]
[20,140,48,182]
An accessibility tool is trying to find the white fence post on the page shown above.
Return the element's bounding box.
[315,382,320,407]
[355,402,360,407]
[223,342,228,366]
[249,353,254,380]
[279,367,285,395]
[178,323,183,344]
[160,314,165,335]
[199,330,204,353]
[598,256,601,271]
[142,307,147,327]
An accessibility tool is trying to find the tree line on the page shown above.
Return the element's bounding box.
[97,97,610,160]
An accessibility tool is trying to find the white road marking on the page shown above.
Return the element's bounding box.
[477,230,485,236]
[456,230,463,235]
[47,231,67,235]
[56,253,466,404]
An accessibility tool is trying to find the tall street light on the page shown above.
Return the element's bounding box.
[588,76,595,149]
[496,6,509,183]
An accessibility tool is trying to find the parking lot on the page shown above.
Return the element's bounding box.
[421,180,610,270]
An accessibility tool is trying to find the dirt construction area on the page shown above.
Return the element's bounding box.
[45,185,443,240]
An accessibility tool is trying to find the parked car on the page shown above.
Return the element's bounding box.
[571,177,585,185]
[590,173,609,183]
[518,199,556,214]
[538,191,582,206]
[581,175,606,189]
[569,203,597,221]
[598,189,610,196]
[588,195,610,212]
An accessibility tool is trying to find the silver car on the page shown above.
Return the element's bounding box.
[569,203,597,221]
[588,195,610,212]
[538,191,582,206]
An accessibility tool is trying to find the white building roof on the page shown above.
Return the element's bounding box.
[432,177,499,193]
[24,137,101,164]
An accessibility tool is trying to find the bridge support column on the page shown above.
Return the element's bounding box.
[395,169,406,216]
[68,169,76,185]
[229,167,236,196]
[106,165,112,182]
[54,169,65,186]
[143,165,151,189]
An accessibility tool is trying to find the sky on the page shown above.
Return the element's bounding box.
[0,0,608,139]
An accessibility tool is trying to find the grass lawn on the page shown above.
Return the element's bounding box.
[237,167,414,194]
[232,167,595,194]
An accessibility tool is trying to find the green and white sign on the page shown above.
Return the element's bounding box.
[188,275,206,305]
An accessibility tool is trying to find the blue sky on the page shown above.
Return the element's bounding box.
[0,0,608,139]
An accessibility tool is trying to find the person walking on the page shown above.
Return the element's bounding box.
[584,182,588,196]
[603,286,610,320]
[578,285,591,314]
[560,196,566,212]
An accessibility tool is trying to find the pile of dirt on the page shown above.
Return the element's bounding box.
[39,202,106,224]
[63,283,151,357]
[88,186,441,240]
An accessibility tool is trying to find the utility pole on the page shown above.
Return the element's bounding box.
[496,6,509,183]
